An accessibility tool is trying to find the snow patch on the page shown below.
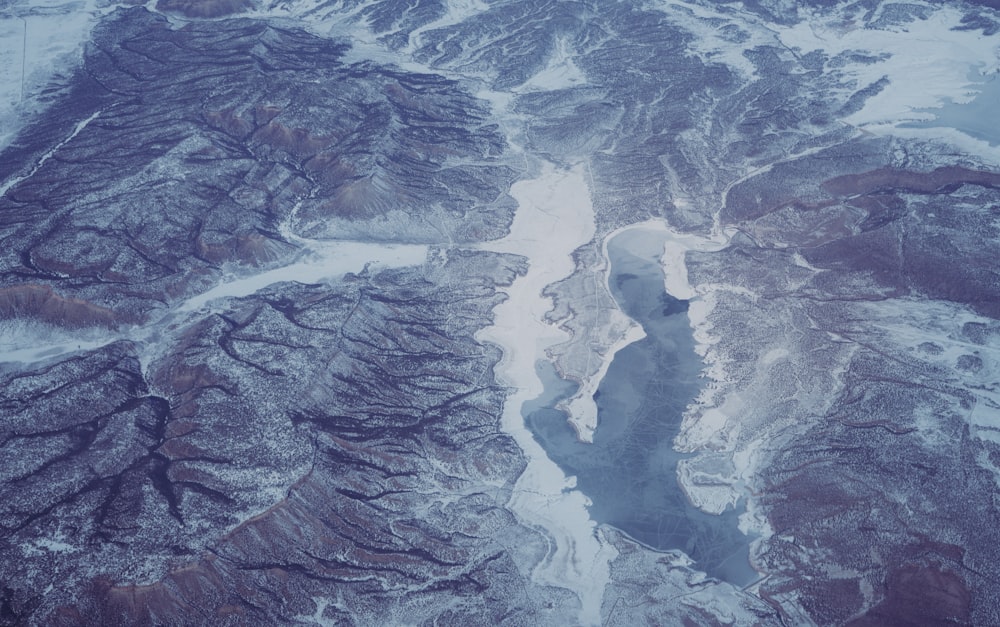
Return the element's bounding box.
[22,534,77,556]
[652,1,1000,161]
[652,0,773,81]
[402,0,489,54]
[861,298,1000,447]
[0,109,101,198]
[760,347,790,366]
[516,36,586,92]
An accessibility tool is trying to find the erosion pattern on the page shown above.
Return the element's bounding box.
[1,0,999,625]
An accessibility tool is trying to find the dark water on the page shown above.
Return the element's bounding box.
[525,229,756,585]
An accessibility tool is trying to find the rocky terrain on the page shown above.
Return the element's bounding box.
[2,0,1000,624]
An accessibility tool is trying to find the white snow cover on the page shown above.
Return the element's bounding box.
[295,597,343,627]
[0,318,118,365]
[653,0,771,81]
[177,241,428,314]
[777,5,1000,125]
[516,36,586,93]
[476,162,616,626]
[775,3,1000,161]
[0,0,110,151]
[658,0,1000,162]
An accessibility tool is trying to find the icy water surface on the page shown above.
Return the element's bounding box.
[902,71,1000,145]
[525,228,756,585]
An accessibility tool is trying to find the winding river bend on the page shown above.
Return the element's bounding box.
[525,227,756,585]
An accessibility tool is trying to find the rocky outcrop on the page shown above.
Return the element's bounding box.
[0,284,123,327]
[155,0,253,18]
[1,253,556,624]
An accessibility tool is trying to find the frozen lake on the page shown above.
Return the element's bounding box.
[902,71,1000,146]
[525,228,756,585]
